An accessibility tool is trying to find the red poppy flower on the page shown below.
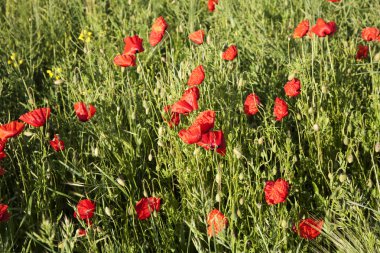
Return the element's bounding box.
[0,121,24,140]
[207,209,228,237]
[361,27,380,42]
[293,218,324,240]
[178,125,202,144]
[356,45,369,60]
[189,30,205,45]
[0,204,11,222]
[149,16,168,46]
[208,0,219,12]
[19,108,51,127]
[0,139,6,152]
[74,102,96,122]
[264,178,290,205]
[274,97,288,121]
[310,18,337,37]
[50,134,65,152]
[0,167,5,176]
[187,65,205,86]
[192,110,216,133]
[222,45,238,61]
[123,35,144,55]
[171,100,195,115]
[182,86,200,100]
[244,93,261,116]
[74,199,96,220]
[179,89,199,111]
[284,78,301,97]
[196,130,226,156]
[293,20,309,39]
[163,105,181,128]
[135,197,161,220]
[113,54,136,67]
[77,228,87,237]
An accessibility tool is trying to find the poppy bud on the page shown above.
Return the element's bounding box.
[193,148,200,156]
[131,111,136,120]
[321,85,328,94]
[233,147,242,159]
[257,137,264,145]
[308,107,314,114]
[374,52,380,63]
[347,154,354,163]
[375,142,380,153]
[215,173,222,184]
[313,124,319,132]
[158,126,164,137]
[143,189,148,197]
[157,140,164,147]
[206,35,212,44]
[105,207,112,217]
[239,197,244,205]
[116,177,126,187]
[347,124,352,133]
[328,173,334,180]
[343,136,349,146]
[339,173,347,182]
[148,153,153,161]
[256,203,262,209]
[238,172,244,181]
[215,193,221,202]
[237,209,242,218]
[287,72,296,81]
[23,130,33,137]
[296,113,302,121]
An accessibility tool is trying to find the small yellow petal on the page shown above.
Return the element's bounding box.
[8,60,11,64]
[18,60,23,64]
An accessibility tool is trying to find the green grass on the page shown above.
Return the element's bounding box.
[0,0,380,252]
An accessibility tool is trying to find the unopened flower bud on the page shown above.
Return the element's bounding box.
[116,177,125,187]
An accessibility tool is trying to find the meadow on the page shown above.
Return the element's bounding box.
[0,0,380,252]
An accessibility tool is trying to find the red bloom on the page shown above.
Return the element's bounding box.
[293,218,324,240]
[182,86,200,100]
[164,106,181,128]
[192,110,216,133]
[74,102,96,122]
[0,167,5,176]
[293,20,309,39]
[0,121,24,140]
[77,228,87,237]
[74,199,96,220]
[19,108,51,127]
[274,97,288,121]
[135,197,161,220]
[123,35,144,55]
[356,45,369,60]
[0,204,11,222]
[0,139,6,152]
[264,178,290,205]
[196,130,226,156]
[187,65,205,86]
[222,45,238,61]
[149,16,168,47]
[50,134,65,152]
[361,27,380,42]
[284,78,301,97]
[207,209,228,237]
[178,125,202,144]
[244,93,261,116]
[189,30,205,45]
[208,0,219,12]
[310,18,337,37]
[113,54,136,67]
[171,100,196,115]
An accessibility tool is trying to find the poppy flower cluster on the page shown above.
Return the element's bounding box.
[356,27,380,61]
[179,110,226,156]
[114,35,144,67]
[135,197,161,220]
[293,18,337,38]
[74,199,96,236]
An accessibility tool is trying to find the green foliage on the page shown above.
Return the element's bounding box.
[0,0,379,252]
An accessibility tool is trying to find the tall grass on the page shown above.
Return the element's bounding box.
[0,0,379,252]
